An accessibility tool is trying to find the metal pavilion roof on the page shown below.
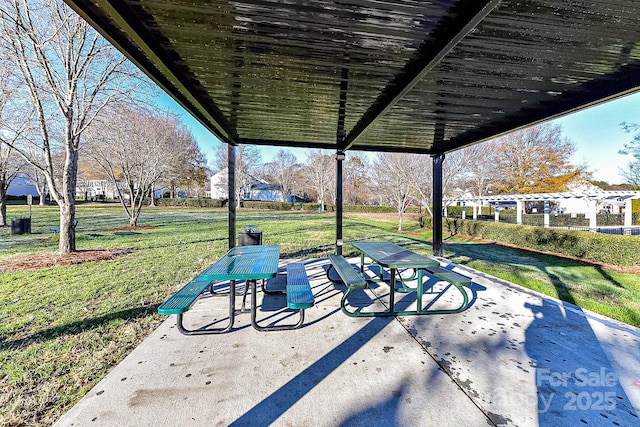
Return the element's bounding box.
[64,0,640,155]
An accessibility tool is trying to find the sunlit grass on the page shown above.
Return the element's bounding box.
[440,241,640,327]
[1,204,638,425]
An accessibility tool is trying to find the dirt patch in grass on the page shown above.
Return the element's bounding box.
[0,249,129,272]
[109,225,158,231]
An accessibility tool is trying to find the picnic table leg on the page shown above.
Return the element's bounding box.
[389,267,396,314]
[250,279,305,331]
[417,269,424,312]
[176,280,236,334]
[240,280,251,312]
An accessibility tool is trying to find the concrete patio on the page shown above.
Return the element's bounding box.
[55,258,640,427]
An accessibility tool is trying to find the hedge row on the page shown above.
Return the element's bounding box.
[155,198,227,208]
[236,201,397,213]
[420,216,640,267]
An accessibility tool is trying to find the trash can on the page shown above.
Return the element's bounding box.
[238,225,262,246]
[11,217,32,235]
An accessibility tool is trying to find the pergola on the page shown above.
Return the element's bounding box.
[446,190,640,228]
[63,0,640,255]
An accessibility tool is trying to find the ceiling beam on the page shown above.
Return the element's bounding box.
[63,0,237,145]
[341,0,502,151]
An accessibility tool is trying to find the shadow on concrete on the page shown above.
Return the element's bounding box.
[228,316,395,426]
[524,299,639,426]
[338,381,410,426]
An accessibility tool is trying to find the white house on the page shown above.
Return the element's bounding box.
[209,168,284,202]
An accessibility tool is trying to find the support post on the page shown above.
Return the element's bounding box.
[544,200,550,228]
[461,201,466,219]
[516,200,523,225]
[228,144,236,249]
[589,200,597,230]
[432,153,445,257]
[336,151,345,255]
[624,198,632,227]
[473,203,478,220]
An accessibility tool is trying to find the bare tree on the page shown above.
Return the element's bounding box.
[24,157,49,206]
[0,63,27,225]
[619,122,640,186]
[343,154,371,205]
[371,152,424,231]
[459,141,500,198]
[0,145,25,226]
[159,126,209,201]
[0,0,144,252]
[410,157,433,215]
[213,144,262,208]
[87,106,191,226]
[303,150,333,211]
[263,150,300,202]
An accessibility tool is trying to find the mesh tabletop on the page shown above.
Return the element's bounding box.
[200,245,280,281]
[352,242,438,269]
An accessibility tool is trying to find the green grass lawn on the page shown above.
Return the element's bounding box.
[1,204,638,425]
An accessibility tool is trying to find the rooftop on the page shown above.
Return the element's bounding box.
[64,0,640,155]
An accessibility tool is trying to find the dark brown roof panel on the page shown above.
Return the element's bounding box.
[64,0,640,153]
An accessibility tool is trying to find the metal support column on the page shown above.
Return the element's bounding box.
[336,151,345,255]
[228,144,236,249]
[335,61,349,256]
[432,153,445,257]
[624,198,633,227]
[516,200,523,225]
[544,200,550,228]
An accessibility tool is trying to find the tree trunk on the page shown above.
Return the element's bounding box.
[397,196,405,231]
[0,176,6,226]
[0,196,6,227]
[149,186,156,207]
[58,203,76,253]
[57,147,78,253]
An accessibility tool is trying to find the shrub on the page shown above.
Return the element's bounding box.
[433,219,640,267]
[155,198,226,208]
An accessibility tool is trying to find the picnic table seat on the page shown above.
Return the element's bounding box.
[253,262,314,331]
[421,265,472,314]
[157,276,214,334]
[327,254,368,317]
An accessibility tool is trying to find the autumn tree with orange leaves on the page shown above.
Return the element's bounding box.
[490,124,589,194]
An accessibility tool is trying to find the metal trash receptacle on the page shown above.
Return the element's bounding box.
[11,217,32,235]
[238,225,262,246]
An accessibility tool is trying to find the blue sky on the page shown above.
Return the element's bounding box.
[157,91,640,185]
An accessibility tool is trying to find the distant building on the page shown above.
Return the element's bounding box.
[6,175,39,197]
[209,168,284,202]
[7,175,122,201]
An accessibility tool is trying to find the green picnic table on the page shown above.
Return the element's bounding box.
[158,245,281,334]
[328,242,472,316]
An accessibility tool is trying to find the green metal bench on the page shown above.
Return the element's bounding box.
[422,265,472,314]
[327,254,368,317]
[286,263,315,310]
[252,262,314,331]
[157,277,213,334]
[50,219,78,234]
